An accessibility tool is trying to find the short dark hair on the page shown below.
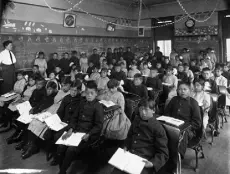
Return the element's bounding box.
[101,68,108,73]
[3,40,12,48]
[33,65,39,69]
[46,81,57,90]
[71,51,77,55]
[178,82,190,88]
[150,68,158,72]
[134,73,143,79]
[183,63,189,67]
[64,52,69,55]
[166,65,173,71]
[143,61,148,66]
[17,71,24,76]
[194,79,205,86]
[86,81,97,92]
[28,74,37,81]
[38,51,45,56]
[71,79,82,90]
[53,52,58,56]
[138,99,155,110]
[107,79,119,89]
[114,63,121,67]
[215,66,223,71]
[61,76,71,85]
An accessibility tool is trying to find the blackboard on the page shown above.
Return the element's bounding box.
[0,35,152,69]
[174,36,219,60]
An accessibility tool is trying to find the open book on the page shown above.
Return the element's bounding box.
[109,148,146,174]
[55,132,86,147]
[157,116,184,127]
[147,87,153,91]
[99,100,116,108]
[2,92,16,98]
[45,114,68,131]
[16,101,32,115]
[33,112,52,122]
[17,114,34,124]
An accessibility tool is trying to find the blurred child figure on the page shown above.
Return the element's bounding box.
[163,66,178,106]
[156,62,164,74]
[162,57,170,69]
[127,63,140,78]
[47,71,59,89]
[86,62,94,76]
[55,65,65,83]
[110,63,126,82]
[97,68,110,94]
[99,52,106,69]
[184,63,194,83]
[192,79,211,136]
[34,51,47,77]
[98,79,125,111]
[101,59,109,69]
[120,62,128,76]
[222,64,230,82]
[177,64,189,83]
[118,57,127,68]
[79,52,88,73]
[89,66,100,82]
[13,71,27,94]
[214,67,228,88]
[141,61,150,77]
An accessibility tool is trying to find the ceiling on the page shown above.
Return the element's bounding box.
[105,0,177,7]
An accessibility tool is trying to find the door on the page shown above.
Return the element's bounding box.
[157,40,172,57]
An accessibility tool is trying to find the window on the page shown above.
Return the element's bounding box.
[227,39,230,61]
[157,40,172,57]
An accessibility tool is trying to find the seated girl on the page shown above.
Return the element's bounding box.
[127,63,140,79]
[8,75,37,112]
[192,79,211,136]
[20,81,58,159]
[46,71,60,89]
[97,79,125,111]
[96,68,110,95]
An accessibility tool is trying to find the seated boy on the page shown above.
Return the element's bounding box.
[145,68,163,100]
[57,81,104,174]
[111,99,169,174]
[55,65,65,84]
[165,82,202,158]
[200,67,218,93]
[177,64,189,83]
[110,63,127,82]
[162,66,178,106]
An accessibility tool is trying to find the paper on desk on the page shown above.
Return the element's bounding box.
[157,116,184,127]
[109,148,145,174]
[34,112,52,122]
[45,114,68,131]
[147,87,153,91]
[17,114,33,124]
[2,92,16,98]
[55,132,85,146]
[99,100,116,107]
[16,101,32,115]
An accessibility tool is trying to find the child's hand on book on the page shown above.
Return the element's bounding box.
[142,160,153,168]
[81,134,89,141]
[62,129,72,140]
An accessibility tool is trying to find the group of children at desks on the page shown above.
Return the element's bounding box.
[0,46,229,174]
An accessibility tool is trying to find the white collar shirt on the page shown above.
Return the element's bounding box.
[0,49,16,65]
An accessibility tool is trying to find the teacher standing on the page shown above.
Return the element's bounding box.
[0,40,16,94]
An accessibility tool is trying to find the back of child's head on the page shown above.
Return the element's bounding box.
[61,76,71,85]
[166,65,173,71]
[71,79,82,90]
[46,81,57,90]
[139,99,155,110]
[107,79,119,89]
[49,71,56,79]
[86,80,98,92]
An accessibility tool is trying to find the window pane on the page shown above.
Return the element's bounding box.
[227,39,230,62]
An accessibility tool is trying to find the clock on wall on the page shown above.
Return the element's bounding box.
[185,18,195,33]
[63,13,76,28]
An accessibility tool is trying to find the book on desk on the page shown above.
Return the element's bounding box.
[157,116,185,128]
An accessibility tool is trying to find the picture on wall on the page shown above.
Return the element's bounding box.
[63,13,76,28]
[138,27,144,37]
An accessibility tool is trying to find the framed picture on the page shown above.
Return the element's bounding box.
[63,13,76,28]
[106,23,116,32]
[138,27,144,37]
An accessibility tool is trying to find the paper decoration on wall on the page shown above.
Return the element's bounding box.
[52,37,57,43]
[45,36,49,43]
[18,36,23,42]
[36,36,41,42]
[27,36,32,42]
[175,26,218,36]
[63,13,76,28]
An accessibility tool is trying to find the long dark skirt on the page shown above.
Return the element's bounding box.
[1,64,15,94]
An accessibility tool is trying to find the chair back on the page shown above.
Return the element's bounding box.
[162,124,180,172]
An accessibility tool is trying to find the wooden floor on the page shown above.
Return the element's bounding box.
[0,122,230,174]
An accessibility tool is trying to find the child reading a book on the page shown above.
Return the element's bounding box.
[111,99,169,174]
[43,80,83,166]
[97,79,125,111]
[20,81,58,159]
[57,81,104,174]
